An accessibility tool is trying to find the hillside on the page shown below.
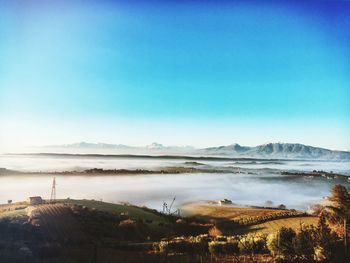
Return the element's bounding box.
[181,202,318,235]
[1,198,335,263]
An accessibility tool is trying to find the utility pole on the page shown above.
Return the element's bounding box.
[169,196,176,213]
[345,218,347,254]
[277,230,280,257]
[50,177,56,203]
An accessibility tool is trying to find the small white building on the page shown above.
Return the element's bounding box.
[218,199,233,205]
[27,196,43,205]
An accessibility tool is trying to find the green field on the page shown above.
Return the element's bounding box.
[60,199,167,222]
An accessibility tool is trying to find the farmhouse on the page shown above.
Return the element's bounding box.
[218,199,233,205]
[27,196,43,205]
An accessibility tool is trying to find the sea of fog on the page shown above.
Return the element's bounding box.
[0,154,349,211]
[1,154,350,174]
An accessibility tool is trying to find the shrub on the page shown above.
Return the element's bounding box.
[274,227,296,256]
[266,233,277,256]
[293,226,315,261]
[118,219,136,227]
[187,235,210,253]
[216,236,227,242]
[158,240,169,253]
[277,204,286,210]
[309,204,324,216]
[208,241,226,254]
[268,222,339,262]
[225,240,240,253]
[208,239,240,254]
[176,218,185,224]
[159,239,192,254]
[314,215,338,260]
[238,234,268,254]
[208,226,223,237]
[158,237,208,254]
[314,246,327,262]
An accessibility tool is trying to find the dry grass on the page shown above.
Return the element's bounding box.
[182,203,289,220]
[0,202,28,213]
[0,202,29,222]
[0,208,28,220]
[244,216,318,234]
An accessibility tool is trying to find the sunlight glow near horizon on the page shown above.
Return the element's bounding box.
[0,0,349,152]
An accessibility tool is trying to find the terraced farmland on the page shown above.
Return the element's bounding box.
[28,204,85,242]
[181,202,318,234]
[182,203,301,221]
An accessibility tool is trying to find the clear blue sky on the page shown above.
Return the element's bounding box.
[0,0,349,151]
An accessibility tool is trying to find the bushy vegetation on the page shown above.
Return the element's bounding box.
[238,233,268,254]
[155,219,342,262]
[266,220,339,262]
[324,184,350,237]
[208,239,239,254]
[265,184,350,262]
[156,234,267,255]
[157,235,210,254]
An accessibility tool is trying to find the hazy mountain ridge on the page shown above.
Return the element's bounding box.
[42,142,195,155]
[199,143,350,160]
[49,142,131,149]
[39,142,350,160]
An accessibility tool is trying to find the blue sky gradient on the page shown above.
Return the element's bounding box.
[0,0,349,151]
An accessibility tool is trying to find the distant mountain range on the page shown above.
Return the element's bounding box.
[38,142,350,160]
[198,143,350,160]
[42,142,195,155]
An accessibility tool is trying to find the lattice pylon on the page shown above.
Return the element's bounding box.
[50,177,56,203]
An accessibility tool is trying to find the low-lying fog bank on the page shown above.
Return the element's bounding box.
[0,172,346,212]
[0,154,349,212]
